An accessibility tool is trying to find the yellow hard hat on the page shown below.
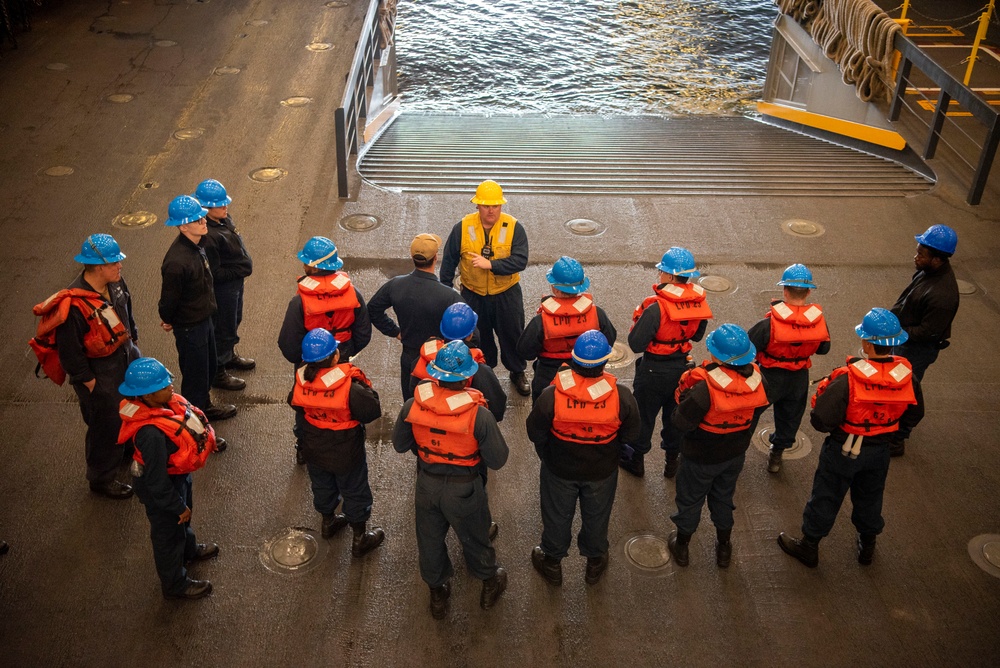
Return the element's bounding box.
[471,180,507,206]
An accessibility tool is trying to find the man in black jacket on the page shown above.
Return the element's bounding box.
[888,224,958,456]
[195,179,254,391]
[368,233,466,397]
[526,331,639,587]
[158,195,236,423]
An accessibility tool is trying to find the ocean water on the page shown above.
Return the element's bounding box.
[394,0,778,116]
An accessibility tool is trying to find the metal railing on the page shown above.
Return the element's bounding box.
[888,32,1000,205]
[335,0,384,199]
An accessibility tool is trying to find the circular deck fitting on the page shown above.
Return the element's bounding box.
[154,40,177,48]
[622,533,672,574]
[246,19,268,26]
[214,66,241,76]
[782,219,826,237]
[307,42,333,52]
[40,166,74,177]
[260,527,326,574]
[968,535,1000,579]
[172,127,204,140]
[698,275,736,295]
[281,97,313,108]
[564,218,606,237]
[46,63,69,71]
[752,427,812,460]
[113,212,158,229]
[604,342,634,370]
[107,94,134,104]
[956,280,978,295]
[139,181,159,190]
[339,214,381,232]
[325,1,348,7]
[249,167,287,183]
[171,128,205,141]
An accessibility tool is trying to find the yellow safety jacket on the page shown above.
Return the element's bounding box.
[458,212,520,295]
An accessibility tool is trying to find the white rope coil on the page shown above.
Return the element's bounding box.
[775,0,901,103]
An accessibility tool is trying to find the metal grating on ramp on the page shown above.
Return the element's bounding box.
[358,115,933,197]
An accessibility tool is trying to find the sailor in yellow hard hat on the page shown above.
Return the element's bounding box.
[439,180,531,396]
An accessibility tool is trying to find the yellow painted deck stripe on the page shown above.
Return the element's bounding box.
[756,102,907,150]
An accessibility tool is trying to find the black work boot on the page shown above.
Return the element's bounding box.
[585,553,609,585]
[716,528,733,569]
[767,447,783,474]
[480,567,508,609]
[429,581,451,620]
[663,454,680,479]
[350,521,385,558]
[668,531,691,567]
[777,532,819,568]
[619,452,645,478]
[857,534,877,565]
[212,370,246,391]
[531,546,562,586]
[321,513,348,539]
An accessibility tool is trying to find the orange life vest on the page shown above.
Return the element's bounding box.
[29,288,130,386]
[538,293,600,359]
[758,301,830,370]
[676,363,769,434]
[292,362,371,430]
[297,273,360,343]
[118,394,216,475]
[632,283,712,356]
[550,367,622,444]
[406,382,487,466]
[812,356,917,436]
[411,338,487,382]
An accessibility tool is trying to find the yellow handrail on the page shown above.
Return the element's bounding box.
[963,0,995,85]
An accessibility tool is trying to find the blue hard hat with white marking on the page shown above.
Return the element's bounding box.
[855,308,908,346]
[440,303,478,341]
[298,236,344,272]
[777,263,817,289]
[193,179,232,208]
[74,233,126,265]
[428,341,479,382]
[656,247,700,278]
[547,256,590,294]
[301,328,339,363]
[572,330,613,368]
[119,358,173,396]
[706,324,756,366]
[165,195,208,227]
[915,224,957,256]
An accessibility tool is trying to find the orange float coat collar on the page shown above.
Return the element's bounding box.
[118,394,216,475]
[633,282,712,356]
[550,367,622,444]
[813,356,917,436]
[292,362,371,430]
[676,363,769,434]
[758,301,829,370]
[538,293,599,359]
[298,273,360,343]
[406,383,487,466]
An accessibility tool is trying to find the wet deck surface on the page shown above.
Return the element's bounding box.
[1,2,999,666]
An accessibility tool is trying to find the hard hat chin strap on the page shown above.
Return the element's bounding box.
[87,236,110,264]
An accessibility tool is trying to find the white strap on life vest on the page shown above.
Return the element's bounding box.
[663,284,685,298]
[746,370,762,391]
[331,273,349,290]
[120,401,141,418]
[803,305,822,322]
[852,359,879,378]
[299,276,320,291]
[557,368,576,389]
[446,391,474,411]
[573,296,592,312]
[416,382,435,402]
[888,363,912,383]
[185,413,206,435]
[100,304,121,328]
[498,226,508,244]
[467,226,477,242]
[541,297,560,314]
[691,284,705,295]
[708,367,733,388]
[587,378,612,401]
[772,302,794,319]
[422,339,441,356]
[320,367,346,388]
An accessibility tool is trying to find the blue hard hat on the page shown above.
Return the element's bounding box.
[119,357,174,396]
[546,256,591,294]
[428,340,479,382]
[706,324,756,366]
[440,303,478,341]
[777,263,817,289]
[572,330,613,368]
[165,195,208,227]
[74,233,126,265]
[656,247,700,278]
[301,328,339,363]
[193,179,232,208]
[915,224,957,256]
[297,236,344,272]
[855,308,909,346]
